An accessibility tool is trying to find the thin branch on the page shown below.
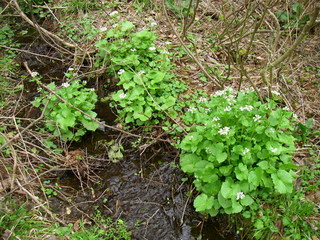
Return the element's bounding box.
[162,0,223,89]
[270,6,319,68]
[0,45,64,62]
[10,0,77,49]
[15,179,66,226]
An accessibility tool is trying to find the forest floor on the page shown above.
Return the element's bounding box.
[0,0,319,239]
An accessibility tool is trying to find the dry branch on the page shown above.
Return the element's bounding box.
[11,0,77,49]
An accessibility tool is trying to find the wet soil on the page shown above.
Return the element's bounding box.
[52,148,238,240]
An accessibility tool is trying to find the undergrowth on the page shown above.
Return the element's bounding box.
[0,199,131,239]
[0,1,319,240]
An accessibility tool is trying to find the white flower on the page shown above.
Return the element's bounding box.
[253,115,261,122]
[271,90,280,96]
[270,147,278,153]
[225,86,234,92]
[119,93,127,99]
[82,80,87,84]
[224,106,231,112]
[226,97,236,105]
[112,23,118,28]
[149,46,156,51]
[109,11,119,16]
[240,105,254,111]
[62,82,70,88]
[283,106,290,111]
[214,90,226,96]
[138,70,146,75]
[205,147,212,154]
[198,97,207,103]
[236,192,245,200]
[189,135,194,139]
[218,127,230,135]
[187,107,197,113]
[165,41,172,45]
[31,72,39,77]
[162,50,169,54]
[293,113,298,119]
[212,117,220,122]
[100,27,107,32]
[37,87,42,92]
[243,87,254,93]
[150,22,157,26]
[243,148,250,155]
[118,69,125,75]
[130,48,137,51]
[90,88,95,91]
[68,67,74,71]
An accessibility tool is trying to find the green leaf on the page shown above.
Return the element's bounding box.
[218,191,232,209]
[231,200,243,213]
[121,21,135,32]
[257,161,269,170]
[207,208,219,217]
[82,119,99,131]
[221,180,232,198]
[277,169,293,184]
[248,170,259,188]
[47,82,56,90]
[194,194,214,212]
[216,151,228,163]
[219,165,233,176]
[271,170,293,194]
[254,219,264,230]
[240,195,254,206]
[268,109,281,126]
[180,154,201,173]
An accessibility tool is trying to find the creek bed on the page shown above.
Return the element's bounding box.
[15,26,238,240]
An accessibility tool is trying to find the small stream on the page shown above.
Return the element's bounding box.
[15,27,238,240]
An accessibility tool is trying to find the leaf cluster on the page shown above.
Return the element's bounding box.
[179,88,298,216]
[32,79,99,141]
[95,21,186,126]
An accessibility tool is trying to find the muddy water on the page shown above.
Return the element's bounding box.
[17,27,238,240]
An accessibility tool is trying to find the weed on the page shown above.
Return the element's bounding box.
[250,189,319,239]
[0,24,22,107]
[0,198,131,239]
[59,15,100,42]
[295,118,320,143]
[275,2,310,29]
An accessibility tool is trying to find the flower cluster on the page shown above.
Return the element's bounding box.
[218,126,230,135]
[239,105,254,111]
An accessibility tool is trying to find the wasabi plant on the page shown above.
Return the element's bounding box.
[32,73,99,141]
[179,87,298,217]
[95,21,186,126]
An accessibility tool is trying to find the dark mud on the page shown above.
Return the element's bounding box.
[52,148,237,240]
[16,26,238,240]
